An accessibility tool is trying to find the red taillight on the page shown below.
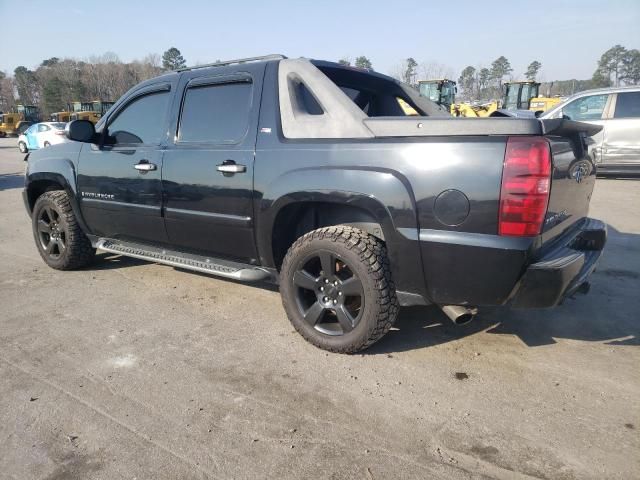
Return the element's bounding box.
[499,136,551,237]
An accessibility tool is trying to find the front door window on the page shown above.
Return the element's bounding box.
[106,91,171,145]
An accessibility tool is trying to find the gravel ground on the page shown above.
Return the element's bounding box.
[0,137,638,479]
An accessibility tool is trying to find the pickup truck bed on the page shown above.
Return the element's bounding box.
[23,55,606,352]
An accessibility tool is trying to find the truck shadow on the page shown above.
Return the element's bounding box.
[84,225,639,353]
[368,224,640,354]
[90,253,147,270]
[0,173,25,191]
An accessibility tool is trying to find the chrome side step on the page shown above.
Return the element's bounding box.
[96,239,272,282]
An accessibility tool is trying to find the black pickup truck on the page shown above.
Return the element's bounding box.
[23,54,606,353]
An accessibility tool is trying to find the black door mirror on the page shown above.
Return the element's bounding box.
[65,120,96,142]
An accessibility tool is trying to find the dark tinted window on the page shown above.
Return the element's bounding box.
[614,92,640,118]
[108,90,170,144]
[179,81,252,143]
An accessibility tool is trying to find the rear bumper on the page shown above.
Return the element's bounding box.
[510,218,606,308]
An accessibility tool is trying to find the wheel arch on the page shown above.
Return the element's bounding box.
[256,165,428,300]
[268,194,392,270]
[25,172,91,235]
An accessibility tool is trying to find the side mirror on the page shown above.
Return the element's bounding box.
[65,120,95,143]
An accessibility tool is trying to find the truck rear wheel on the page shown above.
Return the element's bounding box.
[280,226,398,353]
[32,191,95,270]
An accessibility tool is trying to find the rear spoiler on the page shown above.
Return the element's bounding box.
[540,118,603,138]
[540,118,602,159]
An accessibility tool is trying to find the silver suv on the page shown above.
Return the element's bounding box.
[542,86,640,175]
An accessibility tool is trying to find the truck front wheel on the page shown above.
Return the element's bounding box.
[32,191,95,270]
[280,226,398,353]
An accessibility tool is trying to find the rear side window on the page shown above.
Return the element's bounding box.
[563,94,608,121]
[614,92,640,118]
[107,90,171,145]
[178,81,253,144]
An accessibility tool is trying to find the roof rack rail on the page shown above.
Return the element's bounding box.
[176,54,287,72]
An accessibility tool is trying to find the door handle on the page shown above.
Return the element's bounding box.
[217,161,246,174]
[134,161,157,172]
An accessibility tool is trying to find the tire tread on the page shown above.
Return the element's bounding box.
[34,191,94,270]
[281,226,398,353]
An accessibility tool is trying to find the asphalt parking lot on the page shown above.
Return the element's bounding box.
[0,137,638,480]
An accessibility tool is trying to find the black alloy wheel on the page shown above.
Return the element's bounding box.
[280,226,398,353]
[292,249,364,336]
[31,191,95,270]
[37,205,67,259]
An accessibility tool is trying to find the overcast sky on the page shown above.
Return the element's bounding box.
[1,0,638,80]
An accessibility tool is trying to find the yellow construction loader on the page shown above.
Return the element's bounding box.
[69,100,115,123]
[502,81,562,113]
[451,101,498,117]
[418,79,457,113]
[50,111,71,122]
[0,104,40,136]
[452,81,561,117]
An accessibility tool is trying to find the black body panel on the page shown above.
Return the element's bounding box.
[161,64,266,262]
[23,58,605,311]
[76,143,167,243]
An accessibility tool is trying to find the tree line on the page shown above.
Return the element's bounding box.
[1,44,638,116]
[457,45,638,101]
[340,44,639,102]
[0,47,187,116]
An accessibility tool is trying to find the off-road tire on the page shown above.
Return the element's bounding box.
[280,226,399,353]
[32,191,95,270]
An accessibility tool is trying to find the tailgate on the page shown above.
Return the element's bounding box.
[539,119,603,245]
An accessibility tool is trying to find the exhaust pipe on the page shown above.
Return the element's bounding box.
[441,305,478,325]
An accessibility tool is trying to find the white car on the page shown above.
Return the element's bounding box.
[542,86,640,175]
[18,122,68,153]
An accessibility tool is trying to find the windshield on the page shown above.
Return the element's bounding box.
[504,85,520,109]
[440,83,455,105]
[419,83,441,102]
[520,84,539,108]
[51,122,66,129]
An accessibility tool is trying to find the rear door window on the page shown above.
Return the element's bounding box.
[613,92,640,118]
[178,81,253,144]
